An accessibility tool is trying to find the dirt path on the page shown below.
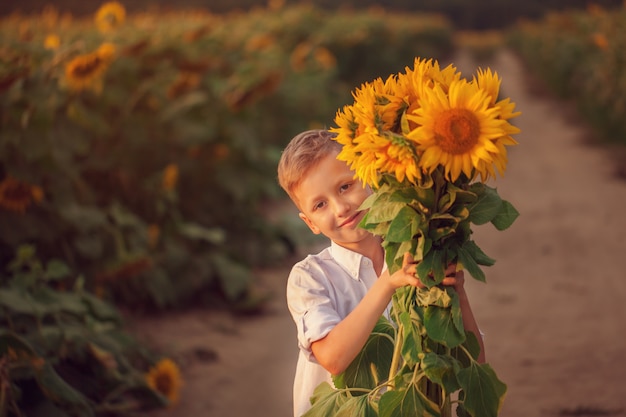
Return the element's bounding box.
[133,48,626,417]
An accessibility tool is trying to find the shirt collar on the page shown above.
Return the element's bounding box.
[329,240,371,281]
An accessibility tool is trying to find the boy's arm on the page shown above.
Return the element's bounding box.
[310,275,395,375]
[454,273,486,363]
[311,253,419,376]
[312,266,485,375]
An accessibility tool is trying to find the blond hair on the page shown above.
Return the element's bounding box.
[277,129,341,205]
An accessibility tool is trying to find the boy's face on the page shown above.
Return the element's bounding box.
[294,152,373,250]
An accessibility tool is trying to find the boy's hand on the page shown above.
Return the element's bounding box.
[439,263,465,292]
[384,252,421,290]
[383,254,466,293]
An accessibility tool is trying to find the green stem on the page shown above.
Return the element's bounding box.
[458,343,478,363]
[387,323,403,388]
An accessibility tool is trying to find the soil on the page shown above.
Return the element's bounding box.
[131,49,626,417]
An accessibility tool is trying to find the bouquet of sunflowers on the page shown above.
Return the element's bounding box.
[305,58,520,417]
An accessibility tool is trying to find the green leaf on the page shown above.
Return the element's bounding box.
[468,186,502,225]
[362,199,406,225]
[108,202,144,228]
[415,250,435,286]
[338,316,395,390]
[335,394,378,417]
[457,362,507,417]
[456,245,486,282]
[45,260,72,281]
[421,352,461,393]
[80,292,122,323]
[386,206,418,243]
[161,91,208,122]
[424,304,465,348]
[35,361,95,417]
[303,382,350,417]
[178,222,225,244]
[399,311,422,367]
[491,200,519,231]
[59,204,107,232]
[32,287,88,316]
[0,330,38,357]
[212,255,251,300]
[378,381,440,417]
[447,184,478,205]
[0,288,44,315]
[462,240,495,267]
[456,331,482,364]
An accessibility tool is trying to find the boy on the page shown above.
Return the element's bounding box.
[277,129,485,417]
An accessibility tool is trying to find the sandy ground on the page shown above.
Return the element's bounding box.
[133,49,626,417]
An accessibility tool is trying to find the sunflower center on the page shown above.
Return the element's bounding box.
[433,108,480,154]
[72,56,103,78]
[154,373,173,396]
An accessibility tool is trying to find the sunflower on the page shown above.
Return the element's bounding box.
[145,358,182,405]
[95,1,126,33]
[407,77,519,182]
[0,176,42,213]
[64,43,116,93]
[474,68,522,121]
[44,34,60,50]
[332,77,418,187]
[162,164,179,192]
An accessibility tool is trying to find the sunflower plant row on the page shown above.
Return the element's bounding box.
[0,2,453,308]
[0,244,181,416]
[508,3,626,146]
[0,3,453,416]
[305,58,520,417]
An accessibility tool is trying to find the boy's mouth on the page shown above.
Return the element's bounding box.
[339,211,363,228]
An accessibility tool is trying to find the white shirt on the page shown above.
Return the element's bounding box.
[286,241,390,417]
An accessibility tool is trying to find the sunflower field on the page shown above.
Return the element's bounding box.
[508,3,626,146]
[0,2,454,415]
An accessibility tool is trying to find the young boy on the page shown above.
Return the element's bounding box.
[277,129,485,417]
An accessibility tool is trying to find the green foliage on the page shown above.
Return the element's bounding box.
[508,5,626,147]
[0,3,454,311]
[0,245,168,416]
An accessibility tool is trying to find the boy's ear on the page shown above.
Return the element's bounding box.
[299,212,321,235]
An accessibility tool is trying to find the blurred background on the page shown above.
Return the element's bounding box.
[1,0,625,416]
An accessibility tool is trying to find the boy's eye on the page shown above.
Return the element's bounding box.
[313,201,326,211]
[339,183,352,193]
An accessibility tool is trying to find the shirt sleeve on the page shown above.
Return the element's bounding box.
[286,259,341,362]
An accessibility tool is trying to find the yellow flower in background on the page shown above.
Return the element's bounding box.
[96,42,117,61]
[407,78,518,182]
[145,358,182,406]
[64,43,116,93]
[0,177,42,213]
[313,46,336,70]
[290,41,312,72]
[245,33,276,52]
[162,164,179,192]
[44,34,60,50]
[290,42,336,72]
[95,1,126,33]
[592,32,609,50]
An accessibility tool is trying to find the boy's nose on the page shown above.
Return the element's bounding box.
[333,199,351,217]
